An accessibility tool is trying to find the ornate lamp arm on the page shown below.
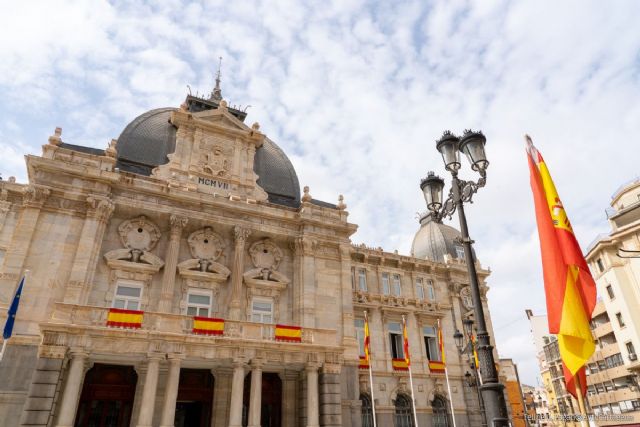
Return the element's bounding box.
[432,172,487,222]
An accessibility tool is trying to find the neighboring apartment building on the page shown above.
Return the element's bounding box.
[528,304,640,426]
[522,384,550,427]
[499,359,527,427]
[586,177,640,381]
[0,83,508,427]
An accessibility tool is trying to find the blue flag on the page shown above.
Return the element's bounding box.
[3,276,25,340]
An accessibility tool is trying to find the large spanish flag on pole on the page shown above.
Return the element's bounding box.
[526,136,596,398]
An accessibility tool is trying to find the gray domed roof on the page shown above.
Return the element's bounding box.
[115,107,301,208]
[410,215,467,262]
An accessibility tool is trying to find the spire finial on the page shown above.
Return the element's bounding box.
[210,56,223,101]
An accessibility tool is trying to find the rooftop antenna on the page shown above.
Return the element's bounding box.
[210,56,223,101]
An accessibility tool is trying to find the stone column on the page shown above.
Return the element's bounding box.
[228,360,246,427]
[306,363,320,427]
[64,195,115,304]
[55,350,88,427]
[211,368,232,427]
[0,185,49,296]
[280,370,298,427]
[229,226,250,320]
[247,360,263,427]
[158,215,188,312]
[339,244,358,357]
[159,355,183,427]
[136,354,162,427]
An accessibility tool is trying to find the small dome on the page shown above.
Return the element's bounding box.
[410,214,467,262]
[115,107,301,208]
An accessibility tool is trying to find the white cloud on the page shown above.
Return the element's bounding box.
[1,0,639,386]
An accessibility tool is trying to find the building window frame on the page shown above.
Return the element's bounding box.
[358,268,368,292]
[606,284,615,299]
[423,325,440,361]
[426,280,436,301]
[415,278,425,300]
[616,312,626,328]
[112,281,143,311]
[381,273,390,295]
[185,289,213,317]
[250,297,274,324]
[388,322,404,359]
[392,274,402,296]
[355,319,366,357]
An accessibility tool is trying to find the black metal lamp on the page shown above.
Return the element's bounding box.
[454,329,464,351]
[435,131,461,172]
[458,130,488,173]
[420,172,445,212]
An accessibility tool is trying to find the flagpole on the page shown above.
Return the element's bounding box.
[443,367,457,427]
[438,320,457,427]
[574,374,591,427]
[408,363,419,427]
[364,310,378,427]
[0,340,6,362]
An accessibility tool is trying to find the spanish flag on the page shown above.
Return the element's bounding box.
[429,320,446,373]
[359,356,370,369]
[402,316,410,368]
[437,319,446,366]
[527,136,596,397]
[364,311,371,363]
[274,324,302,342]
[392,358,409,371]
[106,308,143,329]
[192,317,224,335]
[470,333,479,369]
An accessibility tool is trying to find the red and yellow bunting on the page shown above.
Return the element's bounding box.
[428,360,446,373]
[359,356,370,369]
[192,316,225,335]
[437,319,446,367]
[363,311,371,363]
[106,308,143,329]
[274,324,302,342]
[392,358,409,371]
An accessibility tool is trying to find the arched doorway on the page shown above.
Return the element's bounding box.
[432,395,450,427]
[394,393,415,427]
[75,364,137,427]
[360,393,374,427]
[174,369,214,427]
[242,372,282,427]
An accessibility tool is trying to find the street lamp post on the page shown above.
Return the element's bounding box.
[455,318,487,427]
[421,130,509,426]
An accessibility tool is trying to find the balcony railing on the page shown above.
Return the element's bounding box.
[47,303,337,347]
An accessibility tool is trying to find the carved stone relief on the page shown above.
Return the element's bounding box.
[249,238,283,270]
[118,215,162,254]
[187,226,226,262]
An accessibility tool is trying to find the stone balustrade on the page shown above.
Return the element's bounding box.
[47,303,335,346]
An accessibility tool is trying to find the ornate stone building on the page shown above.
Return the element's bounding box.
[0,85,503,427]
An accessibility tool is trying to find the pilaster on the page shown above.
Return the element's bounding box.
[158,215,188,312]
[229,226,250,320]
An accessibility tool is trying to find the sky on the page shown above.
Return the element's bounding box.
[2,0,640,386]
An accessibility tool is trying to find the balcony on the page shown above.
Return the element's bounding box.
[593,321,613,338]
[45,303,338,348]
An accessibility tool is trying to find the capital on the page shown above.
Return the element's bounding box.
[22,185,50,208]
[169,215,188,234]
[233,226,251,244]
[86,195,115,221]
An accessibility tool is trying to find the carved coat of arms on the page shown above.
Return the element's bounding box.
[201,145,231,177]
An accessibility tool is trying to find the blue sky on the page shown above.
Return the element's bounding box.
[2,0,640,385]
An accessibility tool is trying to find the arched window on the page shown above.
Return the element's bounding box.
[432,395,450,427]
[394,393,414,427]
[360,393,374,427]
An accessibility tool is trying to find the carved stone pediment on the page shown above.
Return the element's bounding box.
[243,267,289,292]
[177,259,230,285]
[118,216,161,251]
[104,249,164,274]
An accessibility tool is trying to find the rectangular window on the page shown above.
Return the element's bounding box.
[392,274,402,296]
[426,280,436,300]
[186,290,212,317]
[616,312,625,327]
[455,246,465,259]
[251,298,273,324]
[415,278,424,300]
[626,341,636,358]
[351,267,356,290]
[388,322,404,359]
[358,269,367,292]
[596,258,604,272]
[606,284,615,299]
[423,326,440,361]
[355,319,365,356]
[112,282,142,310]
[381,273,390,295]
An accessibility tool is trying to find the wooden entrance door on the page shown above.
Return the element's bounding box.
[75,364,137,427]
[174,369,214,427]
